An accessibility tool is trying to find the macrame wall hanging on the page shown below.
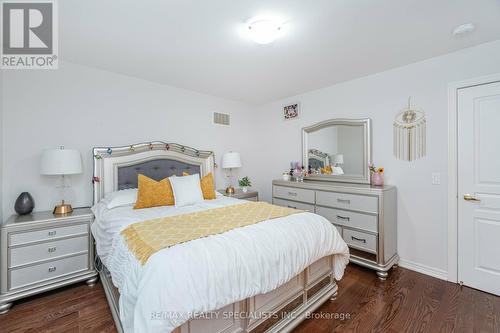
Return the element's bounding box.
[393,97,426,161]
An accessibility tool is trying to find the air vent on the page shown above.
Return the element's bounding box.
[213,112,230,126]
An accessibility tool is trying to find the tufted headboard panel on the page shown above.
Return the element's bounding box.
[92,142,215,204]
[117,159,200,189]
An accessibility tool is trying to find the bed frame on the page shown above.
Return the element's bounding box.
[92,141,339,333]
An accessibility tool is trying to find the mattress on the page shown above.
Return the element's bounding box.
[91,197,349,333]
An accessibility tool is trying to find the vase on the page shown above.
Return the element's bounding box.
[14,192,35,215]
[242,187,248,193]
[371,173,384,186]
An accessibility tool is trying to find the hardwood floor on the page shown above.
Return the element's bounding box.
[0,264,498,333]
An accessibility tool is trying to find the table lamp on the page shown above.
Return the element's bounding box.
[332,154,344,175]
[221,152,241,194]
[40,147,82,214]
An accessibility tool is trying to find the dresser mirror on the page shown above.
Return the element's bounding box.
[302,118,372,184]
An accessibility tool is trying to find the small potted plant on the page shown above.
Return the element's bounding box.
[238,176,252,193]
[369,164,384,186]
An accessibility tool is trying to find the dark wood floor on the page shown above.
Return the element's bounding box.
[0,264,498,333]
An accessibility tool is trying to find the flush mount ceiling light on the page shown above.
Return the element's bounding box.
[453,23,475,36]
[247,19,283,44]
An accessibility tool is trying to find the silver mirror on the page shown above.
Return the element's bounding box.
[302,118,372,184]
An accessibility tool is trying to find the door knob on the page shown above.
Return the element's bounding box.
[463,194,480,202]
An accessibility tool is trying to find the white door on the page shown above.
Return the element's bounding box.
[458,81,500,296]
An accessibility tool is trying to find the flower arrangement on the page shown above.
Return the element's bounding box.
[369,164,384,174]
[369,164,384,186]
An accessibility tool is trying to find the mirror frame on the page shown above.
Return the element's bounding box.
[302,118,372,184]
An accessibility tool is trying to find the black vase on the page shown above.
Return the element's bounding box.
[14,192,35,215]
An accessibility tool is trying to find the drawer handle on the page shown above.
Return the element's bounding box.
[48,266,57,273]
[351,236,366,243]
[48,247,57,253]
[337,199,351,204]
[287,205,297,209]
[48,230,57,236]
[336,215,350,221]
[287,192,298,197]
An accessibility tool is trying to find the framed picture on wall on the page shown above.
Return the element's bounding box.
[283,103,299,120]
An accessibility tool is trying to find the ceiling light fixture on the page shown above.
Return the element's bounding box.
[453,23,475,36]
[247,19,283,45]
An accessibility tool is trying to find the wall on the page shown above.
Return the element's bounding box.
[253,40,500,276]
[3,39,500,279]
[0,70,3,222]
[2,61,256,217]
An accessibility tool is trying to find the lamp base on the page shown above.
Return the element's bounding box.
[53,200,73,215]
[225,186,235,195]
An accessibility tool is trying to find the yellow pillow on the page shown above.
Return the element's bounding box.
[182,171,189,176]
[133,174,175,209]
[200,172,216,200]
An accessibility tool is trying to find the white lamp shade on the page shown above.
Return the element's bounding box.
[40,148,83,175]
[333,154,344,164]
[221,152,242,169]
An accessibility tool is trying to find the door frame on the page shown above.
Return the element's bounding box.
[447,73,500,283]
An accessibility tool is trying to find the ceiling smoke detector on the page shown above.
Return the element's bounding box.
[453,23,475,36]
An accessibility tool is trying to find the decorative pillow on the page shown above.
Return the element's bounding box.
[182,171,189,176]
[133,174,175,209]
[200,172,216,200]
[169,174,204,207]
[105,189,138,209]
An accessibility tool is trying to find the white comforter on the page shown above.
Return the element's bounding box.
[92,197,349,333]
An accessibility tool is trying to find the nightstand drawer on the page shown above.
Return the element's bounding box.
[9,223,88,247]
[344,229,377,254]
[316,191,378,214]
[273,198,314,212]
[9,236,89,268]
[9,253,89,290]
[316,206,377,233]
[273,186,315,204]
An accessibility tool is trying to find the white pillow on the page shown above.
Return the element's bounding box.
[104,189,138,209]
[169,174,204,207]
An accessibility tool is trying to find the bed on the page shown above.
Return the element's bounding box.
[91,142,349,333]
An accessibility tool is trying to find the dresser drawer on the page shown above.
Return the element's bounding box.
[316,206,377,233]
[273,186,315,204]
[343,229,377,254]
[9,253,89,290]
[9,223,88,246]
[273,198,314,212]
[316,191,378,214]
[9,236,89,268]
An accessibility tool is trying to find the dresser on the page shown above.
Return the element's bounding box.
[272,180,398,279]
[0,208,98,314]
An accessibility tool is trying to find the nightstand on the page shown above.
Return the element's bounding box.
[0,208,97,314]
[218,189,259,201]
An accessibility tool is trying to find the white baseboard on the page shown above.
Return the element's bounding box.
[398,258,448,281]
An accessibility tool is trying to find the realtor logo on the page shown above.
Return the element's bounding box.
[1,0,58,69]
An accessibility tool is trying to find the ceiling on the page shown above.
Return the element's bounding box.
[60,0,500,104]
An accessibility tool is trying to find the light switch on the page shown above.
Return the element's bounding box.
[432,173,441,185]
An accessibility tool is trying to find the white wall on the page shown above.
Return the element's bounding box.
[252,40,500,275]
[0,70,4,222]
[2,61,256,217]
[3,39,500,279]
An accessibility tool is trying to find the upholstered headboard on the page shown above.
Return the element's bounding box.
[92,142,214,203]
[117,159,200,190]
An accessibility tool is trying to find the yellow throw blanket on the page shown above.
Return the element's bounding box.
[121,202,304,265]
